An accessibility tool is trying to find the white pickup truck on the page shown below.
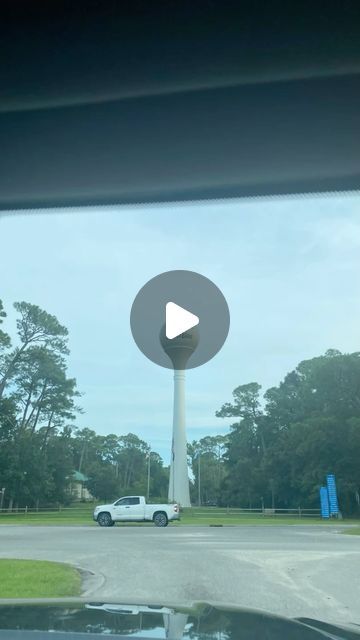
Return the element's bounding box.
[93,495,180,527]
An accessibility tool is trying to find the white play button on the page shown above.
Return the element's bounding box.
[130,270,230,369]
[165,301,199,340]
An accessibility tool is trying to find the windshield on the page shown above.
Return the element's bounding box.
[0,195,360,632]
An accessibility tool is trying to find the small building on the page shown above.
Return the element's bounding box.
[69,471,93,501]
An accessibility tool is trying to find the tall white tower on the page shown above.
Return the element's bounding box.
[160,326,199,507]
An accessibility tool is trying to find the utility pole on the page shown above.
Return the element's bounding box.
[198,453,201,506]
[147,452,151,501]
[270,478,275,510]
[217,442,223,488]
[0,488,5,510]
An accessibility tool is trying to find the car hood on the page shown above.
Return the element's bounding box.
[0,600,359,640]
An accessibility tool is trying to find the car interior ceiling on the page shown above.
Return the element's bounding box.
[1,1,360,210]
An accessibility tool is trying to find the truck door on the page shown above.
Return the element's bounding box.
[125,496,143,520]
[112,497,132,520]
[112,497,143,521]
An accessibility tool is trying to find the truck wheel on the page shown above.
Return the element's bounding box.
[153,512,168,527]
[97,512,113,527]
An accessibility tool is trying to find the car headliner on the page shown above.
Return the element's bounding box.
[1,2,360,210]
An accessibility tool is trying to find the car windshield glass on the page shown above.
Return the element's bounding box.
[1,194,360,631]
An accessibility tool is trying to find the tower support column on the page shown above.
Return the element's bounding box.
[168,369,191,507]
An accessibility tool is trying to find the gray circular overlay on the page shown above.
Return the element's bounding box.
[130,270,230,369]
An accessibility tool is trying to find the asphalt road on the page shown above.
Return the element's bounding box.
[0,524,359,627]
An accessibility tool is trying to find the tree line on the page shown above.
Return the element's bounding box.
[1,298,360,515]
[189,349,360,515]
[0,300,168,509]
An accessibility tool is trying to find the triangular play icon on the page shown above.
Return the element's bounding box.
[165,302,199,339]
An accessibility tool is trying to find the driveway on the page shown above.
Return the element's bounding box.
[0,524,359,627]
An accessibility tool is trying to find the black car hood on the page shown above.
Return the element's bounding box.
[0,601,359,640]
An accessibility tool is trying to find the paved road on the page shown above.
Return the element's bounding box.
[0,525,359,626]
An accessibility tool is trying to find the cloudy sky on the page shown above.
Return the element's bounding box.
[1,194,360,461]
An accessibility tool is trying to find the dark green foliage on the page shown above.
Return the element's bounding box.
[2,297,360,516]
[0,300,169,508]
[217,351,360,515]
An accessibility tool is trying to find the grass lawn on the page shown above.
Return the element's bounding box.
[0,505,356,526]
[178,510,355,526]
[0,559,81,598]
[342,526,360,535]
[0,511,93,526]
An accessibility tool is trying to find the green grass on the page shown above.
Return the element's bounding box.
[0,505,356,526]
[0,509,93,526]
[342,526,360,535]
[178,510,351,526]
[0,559,81,598]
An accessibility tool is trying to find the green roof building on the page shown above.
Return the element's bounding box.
[69,470,93,501]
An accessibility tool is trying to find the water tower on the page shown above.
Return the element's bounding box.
[160,325,199,507]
